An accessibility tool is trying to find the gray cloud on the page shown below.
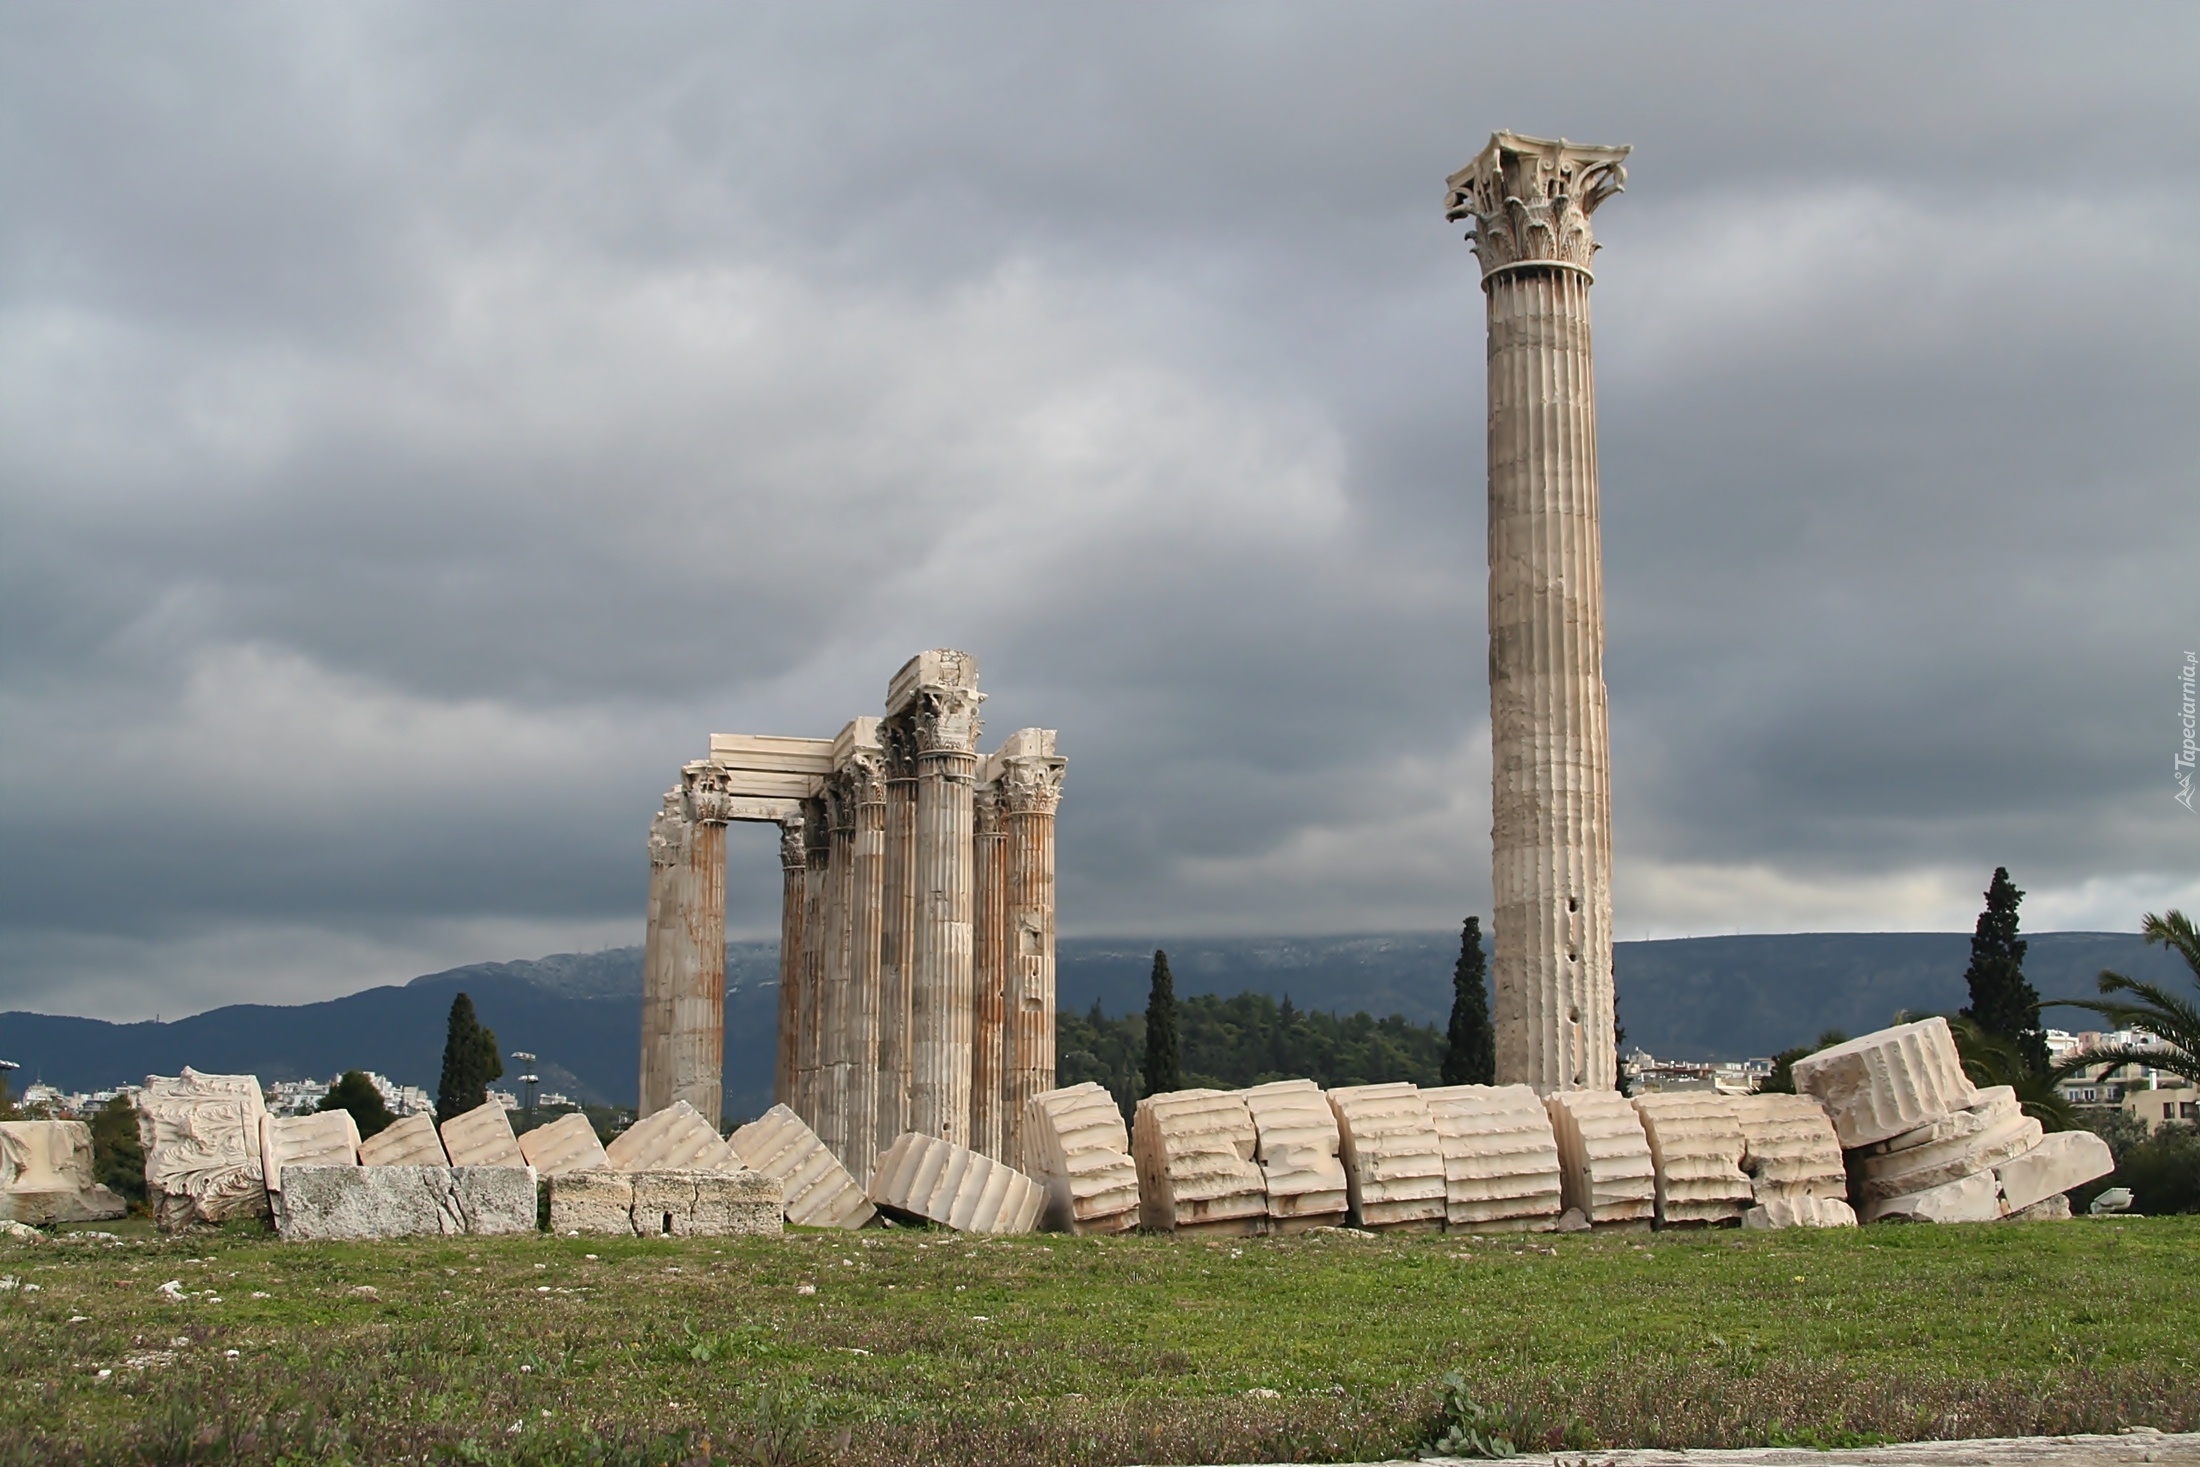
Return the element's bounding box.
[4,2,2196,1019]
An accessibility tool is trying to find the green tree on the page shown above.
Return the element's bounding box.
[318,1070,398,1139]
[88,1095,147,1214]
[0,1072,14,1121]
[2052,909,2200,1091]
[1960,867,2048,1074]
[1946,1016,2081,1131]
[1442,916,1495,1086]
[1142,950,1181,1098]
[435,992,504,1123]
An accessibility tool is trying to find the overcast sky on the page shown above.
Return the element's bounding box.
[4,3,2195,1022]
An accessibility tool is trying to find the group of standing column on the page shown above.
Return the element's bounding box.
[639,650,1064,1180]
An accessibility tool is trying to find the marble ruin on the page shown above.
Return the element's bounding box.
[1133,1089,1269,1235]
[138,1069,270,1229]
[517,1112,613,1176]
[440,1099,525,1169]
[1019,1082,1141,1234]
[1796,1017,2111,1222]
[549,1168,783,1238]
[606,1098,742,1173]
[1328,1082,1448,1231]
[867,1130,1046,1234]
[1630,1093,1754,1228]
[638,650,1064,1182]
[1545,1089,1655,1228]
[274,1165,537,1241]
[0,1120,126,1224]
[1733,1093,1855,1229]
[259,1110,361,1192]
[729,1104,876,1229]
[359,1113,448,1167]
[1446,131,1630,1095]
[1242,1079,1349,1231]
[1423,1083,1563,1232]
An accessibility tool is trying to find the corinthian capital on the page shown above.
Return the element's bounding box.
[1444,131,1629,280]
[682,763,737,825]
[911,687,983,756]
[997,754,1065,816]
[840,750,887,806]
[778,813,807,870]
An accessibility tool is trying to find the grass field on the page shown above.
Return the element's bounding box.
[2,1216,2194,1466]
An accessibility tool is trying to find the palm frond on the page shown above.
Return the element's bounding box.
[2138,909,2200,978]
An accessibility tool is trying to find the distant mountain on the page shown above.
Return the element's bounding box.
[2,930,2179,1123]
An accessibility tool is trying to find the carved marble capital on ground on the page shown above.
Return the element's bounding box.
[1444,130,1629,280]
[681,763,737,825]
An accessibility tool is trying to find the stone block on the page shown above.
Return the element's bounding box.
[0,1120,127,1224]
[1743,1195,1858,1229]
[1019,1083,1140,1235]
[1792,1017,1976,1149]
[728,1104,874,1229]
[1854,1088,2042,1203]
[272,1164,537,1239]
[1732,1093,1851,1227]
[1994,1129,2113,1215]
[1861,1169,2003,1224]
[868,1131,1044,1233]
[517,1113,611,1176]
[138,1069,270,1230]
[359,1113,448,1168]
[2005,1192,2073,1221]
[259,1111,360,1192]
[1240,1080,1347,1231]
[1545,1091,1655,1227]
[1422,1084,1563,1232]
[439,1101,525,1169]
[630,1169,783,1237]
[1131,1089,1269,1235]
[1327,1083,1446,1231]
[607,1100,739,1174]
[1630,1093,1753,1226]
[547,1169,639,1236]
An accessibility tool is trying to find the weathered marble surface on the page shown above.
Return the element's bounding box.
[439,1101,525,1169]
[0,1120,126,1224]
[272,1164,536,1239]
[728,1103,875,1229]
[259,1111,360,1191]
[1995,1130,2113,1215]
[1241,1079,1347,1231]
[1423,1083,1562,1232]
[1327,1083,1446,1231]
[1545,1090,1654,1227]
[1855,1087,2042,1203]
[622,1169,784,1237]
[359,1113,448,1168]
[868,1130,1044,1234]
[1020,1082,1139,1235]
[1861,1169,2004,1225]
[1132,1090,1268,1235]
[1793,1017,1976,1149]
[606,1099,740,1174]
[517,1112,612,1176]
[1630,1093,1753,1227]
[139,1069,269,1230]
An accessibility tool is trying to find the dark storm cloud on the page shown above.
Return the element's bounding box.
[3,2,2195,1018]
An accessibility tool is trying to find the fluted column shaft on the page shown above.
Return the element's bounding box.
[1485,265,1614,1092]
[969,783,1008,1159]
[998,744,1063,1171]
[874,723,918,1150]
[638,789,690,1118]
[844,770,887,1178]
[774,816,806,1107]
[817,786,856,1159]
[908,689,980,1144]
[671,770,732,1124]
[796,801,830,1124]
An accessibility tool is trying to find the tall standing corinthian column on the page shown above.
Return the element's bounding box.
[841,752,887,1176]
[873,719,918,1150]
[969,778,1008,1159]
[1444,131,1629,1094]
[893,650,983,1144]
[638,786,690,1118]
[995,729,1065,1171]
[774,812,807,1107]
[671,763,734,1123]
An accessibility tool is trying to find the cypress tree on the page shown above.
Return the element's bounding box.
[1142,949,1181,1098]
[436,993,504,1123]
[319,1069,398,1139]
[1442,916,1496,1085]
[1960,867,2048,1075]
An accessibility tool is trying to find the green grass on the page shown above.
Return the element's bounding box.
[2,1217,2193,1465]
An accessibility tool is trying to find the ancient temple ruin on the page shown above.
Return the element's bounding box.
[1445,131,1630,1094]
[637,650,1065,1178]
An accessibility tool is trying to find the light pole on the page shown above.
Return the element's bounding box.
[511,1052,538,1130]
